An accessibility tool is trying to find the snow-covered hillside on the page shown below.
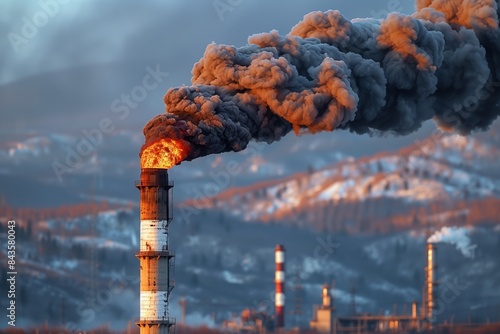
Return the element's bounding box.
[183,131,500,230]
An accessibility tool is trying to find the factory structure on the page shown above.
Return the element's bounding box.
[219,241,440,334]
[308,242,439,334]
[309,284,335,333]
[136,168,176,334]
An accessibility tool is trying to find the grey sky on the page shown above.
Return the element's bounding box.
[0,0,416,133]
[1,0,415,84]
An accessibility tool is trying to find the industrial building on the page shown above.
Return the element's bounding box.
[310,284,335,334]
[308,242,439,334]
[216,239,441,333]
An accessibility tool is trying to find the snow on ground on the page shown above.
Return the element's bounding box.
[50,259,79,270]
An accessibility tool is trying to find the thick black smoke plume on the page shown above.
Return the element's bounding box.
[142,0,500,161]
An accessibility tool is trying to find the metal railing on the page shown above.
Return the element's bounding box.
[138,317,176,324]
[135,180,174,187]
[134,249,175,258]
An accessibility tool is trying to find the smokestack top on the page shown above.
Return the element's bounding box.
[141,168,168,175]
[427,226,476,258]
[141,167,169,172]
[322,284,332,308]
[275,245,285,264]
[137,168,170,188]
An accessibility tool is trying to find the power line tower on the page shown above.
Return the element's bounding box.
[290,272,304,327]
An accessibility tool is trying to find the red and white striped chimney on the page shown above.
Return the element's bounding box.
[275,244,285,328]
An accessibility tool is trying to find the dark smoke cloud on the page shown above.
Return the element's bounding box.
[142,0,500,161]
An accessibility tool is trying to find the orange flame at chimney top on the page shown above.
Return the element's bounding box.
[140,138,190,169]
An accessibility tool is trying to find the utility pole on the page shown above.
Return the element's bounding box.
[349,281,357,316]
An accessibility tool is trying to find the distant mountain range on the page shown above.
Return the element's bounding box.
[182,122,500,233]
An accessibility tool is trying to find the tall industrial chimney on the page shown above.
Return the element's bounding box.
[425,242,438,328]
[411,300,418,329]
[275,244,285,328]
[136,168,176,334]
